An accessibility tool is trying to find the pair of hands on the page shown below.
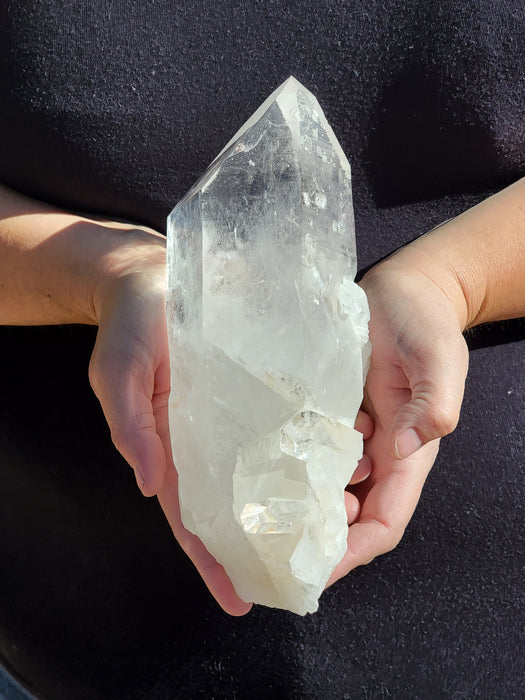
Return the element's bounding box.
[88,225,469,616]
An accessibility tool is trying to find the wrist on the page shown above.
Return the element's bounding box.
[367,238,471,332]
[0,184,166,327]
[370,178,525,332]
[403,225,488,331]
[392,179,525,330]
[92,227,167,326]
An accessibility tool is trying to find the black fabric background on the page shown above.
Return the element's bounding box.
[0,1,524,698]
[1,0,524,229]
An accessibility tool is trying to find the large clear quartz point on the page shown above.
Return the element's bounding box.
[166,76,371,615]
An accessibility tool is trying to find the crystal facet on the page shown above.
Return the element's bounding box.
[166,77,371,615]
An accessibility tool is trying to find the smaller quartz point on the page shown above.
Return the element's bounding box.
[166,77,371,615]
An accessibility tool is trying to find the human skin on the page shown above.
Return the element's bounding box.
[0,178,523,613]
[330,176,525,581]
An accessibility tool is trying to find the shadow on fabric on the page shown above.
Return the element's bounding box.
[366,64,515,207]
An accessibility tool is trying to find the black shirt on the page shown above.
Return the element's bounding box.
[0,4,524,698]
[1,0,523,234]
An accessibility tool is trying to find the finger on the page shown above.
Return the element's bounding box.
[157,465,253,617]
[348,454,372,485]
[328,439,439,585]
[355,409,374,440]
[345,490,360,524]
[89,352,167,497]
[392,335,468,458]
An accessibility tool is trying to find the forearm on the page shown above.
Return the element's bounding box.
[382,178,525,330]
[0,184,164,325]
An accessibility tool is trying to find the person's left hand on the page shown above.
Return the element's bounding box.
[327,245,469,586]
[88,229,252,615]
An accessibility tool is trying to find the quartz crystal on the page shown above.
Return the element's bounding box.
[166,76,371,615]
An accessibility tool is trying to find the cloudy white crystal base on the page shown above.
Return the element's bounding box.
[167,77,370,615]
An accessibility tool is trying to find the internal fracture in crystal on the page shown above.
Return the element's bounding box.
[166,76,371,615]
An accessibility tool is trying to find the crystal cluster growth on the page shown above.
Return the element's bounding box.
[166,77,371,615]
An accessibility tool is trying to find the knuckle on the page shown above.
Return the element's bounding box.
[384,528,404,554]
[430,404,458,437]
[88,350,109,398]
[369,519,405,556]
[379,521,404,554]
[110,426,129,457]
[88,362,100,395]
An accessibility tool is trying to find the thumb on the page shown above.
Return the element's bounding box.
[392,335,469,459]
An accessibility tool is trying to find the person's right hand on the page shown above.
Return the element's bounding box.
[0,183,248,611]
[88,227,252,615]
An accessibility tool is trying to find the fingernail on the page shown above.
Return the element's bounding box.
[395,428,422,459]
[349,457,372,485]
